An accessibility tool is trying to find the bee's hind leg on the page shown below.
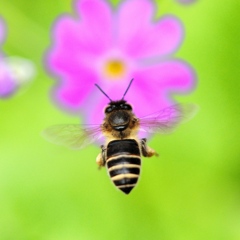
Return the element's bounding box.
[96,145,106,169]
[141,138,159,157]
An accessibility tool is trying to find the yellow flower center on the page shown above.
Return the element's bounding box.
[104,60,126,79]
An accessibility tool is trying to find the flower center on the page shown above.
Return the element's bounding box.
[104,60,126,79]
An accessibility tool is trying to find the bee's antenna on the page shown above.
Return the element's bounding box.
[122,78,134,100]
[95,83,112,102]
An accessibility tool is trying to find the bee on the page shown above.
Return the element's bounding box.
[43,79,196,194]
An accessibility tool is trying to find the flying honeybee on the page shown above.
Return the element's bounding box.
[43,79,196,194]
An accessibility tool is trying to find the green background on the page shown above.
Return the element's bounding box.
[1,0,240,239]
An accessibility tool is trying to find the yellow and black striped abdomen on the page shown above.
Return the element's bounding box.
[106,139,141,194]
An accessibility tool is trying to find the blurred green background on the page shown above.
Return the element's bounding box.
[1,0,240,239]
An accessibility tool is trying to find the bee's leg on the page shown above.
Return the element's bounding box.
[96,153,104,169]
[141,138,159,157]
[96,145,106,169]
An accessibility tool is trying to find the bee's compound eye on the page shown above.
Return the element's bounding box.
[121,104,132,110]
[105,107,112,113]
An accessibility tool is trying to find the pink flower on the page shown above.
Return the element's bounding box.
[0,63,18,98]
[47,0,196,124]
[0,18,36,98]
[0,18,17,98]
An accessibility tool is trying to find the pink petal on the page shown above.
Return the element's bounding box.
[117,0,154,47]
[142,16,183,58]
[124,80,176,118]
[51,17,106,63]
[75,0,113,51]
[48,18,91,75]
[133,60,196,94]
[47,0,115,112]
[50,66,99,112]
[0,73,17,98]
[117,0,183,59]
[48,0,114,73]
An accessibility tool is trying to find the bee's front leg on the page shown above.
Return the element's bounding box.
[141,138,159,157]
[96,145,106,169]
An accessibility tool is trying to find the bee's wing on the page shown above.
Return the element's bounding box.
[139,104,198,134]
[42,124,103,150]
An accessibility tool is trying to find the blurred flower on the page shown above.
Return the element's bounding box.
[47,0,196,124]
[0,57,36,98]
[0,17,36,99]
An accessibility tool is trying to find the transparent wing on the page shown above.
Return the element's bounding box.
[139,103,198,134]
[42,124,103,150]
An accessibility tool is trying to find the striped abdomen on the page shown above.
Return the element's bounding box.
[106,139,141,194]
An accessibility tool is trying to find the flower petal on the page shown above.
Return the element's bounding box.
[50,17,105,64]
[116,0,154,48]
[75,0,113,51]
[48,0,114,74]
[48,18,88,75]
[0,76,17,98]
[0,56,35,98]
[51,67,99,112]
[47,0,115,111]
[4,56,36,83]
[0,61,18,98]
[140,16,183,59]
[133,60,196,95]
[117,0,183,59]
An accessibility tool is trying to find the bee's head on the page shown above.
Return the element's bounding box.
[95,79,134,132]
[104,100,132,113]
[104,100,133,131]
